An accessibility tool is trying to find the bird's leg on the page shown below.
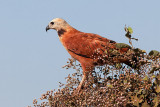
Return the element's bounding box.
[77,71,89,92]
[76,65,94,93]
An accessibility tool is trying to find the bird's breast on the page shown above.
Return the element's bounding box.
[58,34,72,54]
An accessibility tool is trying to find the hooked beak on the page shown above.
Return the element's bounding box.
[46,25,50,32]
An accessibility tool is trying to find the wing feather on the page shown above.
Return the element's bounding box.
[65,33,116,59]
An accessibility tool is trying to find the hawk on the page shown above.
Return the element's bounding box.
[46,18,134,91]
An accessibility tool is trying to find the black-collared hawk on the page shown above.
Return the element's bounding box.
[46,18,133,91]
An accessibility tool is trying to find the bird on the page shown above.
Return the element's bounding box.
[46,18,135,91]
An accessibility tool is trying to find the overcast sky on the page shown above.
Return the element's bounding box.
[0,0,160,107]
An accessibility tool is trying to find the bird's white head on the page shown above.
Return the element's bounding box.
[46,18,70,32]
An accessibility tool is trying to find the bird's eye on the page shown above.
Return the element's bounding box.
[50,22,54,25]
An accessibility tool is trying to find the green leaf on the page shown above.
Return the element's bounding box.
[137,89,142,95]
[115,43,131,49]
[131,95,142,106]
[142,101,150,107]
[149,50,160,57]
[128,27,133,34]
[152,75,156,78]
[107,84,113,88]
[123,80,127,84]
[105,50,108,54]
[139,95,144,99]
[115,63,122,69]
[153,97,159,107]
[155,85,160,93]
[156,74,160,81]
[143,76,148,81]
[133,48,146,54]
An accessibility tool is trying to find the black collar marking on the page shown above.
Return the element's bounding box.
[58,29,66,37]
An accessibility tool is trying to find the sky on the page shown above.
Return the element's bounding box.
[0,0,160,107]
